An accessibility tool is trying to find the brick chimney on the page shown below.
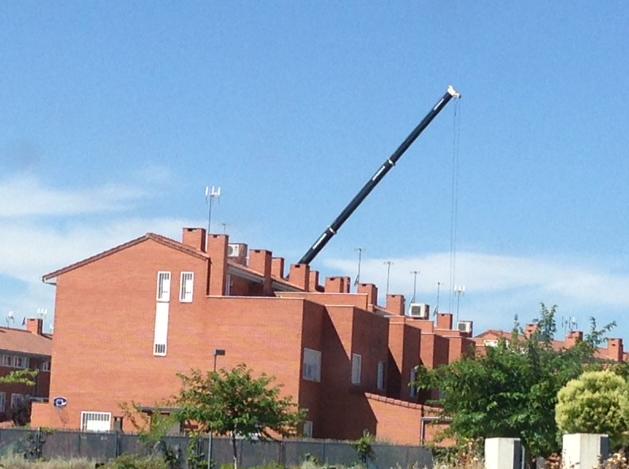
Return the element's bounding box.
[341,276,351,293]
[26,318,43,335]
[437,313,453,330]
[249,249,272,295]
[325,277,344,293]
[565,330,583,349]
[524,323,539,338]
[182,227,207,252]
[385,294,405,316]
[308,271,320,291]
[207,234,228,295]
[271,257,285,279]
[357,283,378,308]
[607,338,624,362]
[289,264,310,291]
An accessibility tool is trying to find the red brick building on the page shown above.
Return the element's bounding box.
[474,327,627,362]
[31,228,475,444]
[0,318,51,422]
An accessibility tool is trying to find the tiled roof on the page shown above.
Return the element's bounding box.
[0,327,52,357]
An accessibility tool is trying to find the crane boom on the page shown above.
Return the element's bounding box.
[298,85,461,265]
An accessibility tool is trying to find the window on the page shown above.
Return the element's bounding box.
[302,348,321,382]
[179,272,194,302]
[156,271,171,302]
[409,367,418,398]
[377,361,385,391]
[0,393,5,412]
[41,360,51,372]
[81,411,112,432]
[153,302,169,356]
[303,420,313,438]
[12,355,29,369]
[0,355,10,367]
[351,353,362,385]
[10,393,24,409]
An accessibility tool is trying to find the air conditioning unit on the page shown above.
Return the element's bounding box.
[407,303,430,319]
[457,320,472,334]
[227,243,248,258]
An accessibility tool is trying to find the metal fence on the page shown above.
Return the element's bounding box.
[0,429,433,468]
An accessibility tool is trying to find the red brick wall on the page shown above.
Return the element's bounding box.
[32,239,309,431]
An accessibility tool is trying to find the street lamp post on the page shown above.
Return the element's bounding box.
[208,348,226,468]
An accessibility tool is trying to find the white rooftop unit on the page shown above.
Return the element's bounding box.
[407,303,430,319]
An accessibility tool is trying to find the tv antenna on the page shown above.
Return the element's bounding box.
[384,261,393,297]
[6,311,15,327]
[204,186,222,234]
[435,281,441,315]
[410,270,420,303]
[354,248,365,286]
[454,285,465,321]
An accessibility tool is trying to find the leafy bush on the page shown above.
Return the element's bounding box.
[556,370,629,447]
[353,431,375,464]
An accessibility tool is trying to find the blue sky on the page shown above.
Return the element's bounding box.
[1,2,628,339]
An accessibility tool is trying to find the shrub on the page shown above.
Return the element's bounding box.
[556,370,629,447]
[103,453,170,469]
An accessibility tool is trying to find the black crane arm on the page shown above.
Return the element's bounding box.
[298,85,461,265]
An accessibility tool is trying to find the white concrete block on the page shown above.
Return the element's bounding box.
[562,433,610,469]
[484,437,522,469]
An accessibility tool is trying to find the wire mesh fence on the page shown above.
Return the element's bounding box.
[0,429,433,468]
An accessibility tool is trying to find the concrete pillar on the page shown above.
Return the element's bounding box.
[484,438,522,469]
[562,433,610,468]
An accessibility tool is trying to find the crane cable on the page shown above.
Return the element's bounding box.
[447,99,462,317]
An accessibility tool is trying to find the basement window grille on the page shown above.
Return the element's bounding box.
[81,411,112,432]
[179,272,194,303]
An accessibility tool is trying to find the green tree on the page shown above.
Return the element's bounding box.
[0,369,38,386]
[556,370,629,447]
[174,364,304,469]
[417,304,613,459]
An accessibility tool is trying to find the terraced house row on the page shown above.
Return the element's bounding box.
[28,227,627,444]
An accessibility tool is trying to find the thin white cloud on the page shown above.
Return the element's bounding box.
[0,217,203,283]
[0,175,144,217]
[324,252,629,310]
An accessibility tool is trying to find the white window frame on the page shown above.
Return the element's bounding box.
[156,271,171,302]
[12,355,29,369]
[0,392,6,412]
[179,272,194,303]
[302,348,321,382]
[81,411,112,432]
[377,361,385,391]
[303,420,313,438]
[41,360,51,372]
[0,355,10,367]
[351,353,362,385]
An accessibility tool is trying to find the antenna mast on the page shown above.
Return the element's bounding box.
[205,186,222,234]
[298,86,461,265]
